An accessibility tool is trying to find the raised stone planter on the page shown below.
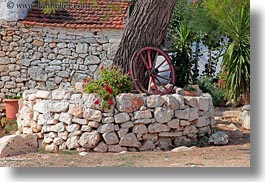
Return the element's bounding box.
[16,89,215,153]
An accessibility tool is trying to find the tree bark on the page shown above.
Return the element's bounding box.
[113,0,177,73]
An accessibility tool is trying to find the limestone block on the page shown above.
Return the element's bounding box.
[0,135,38,157]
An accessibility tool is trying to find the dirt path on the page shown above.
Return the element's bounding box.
[0,107,250,167]
[0,143,250,167]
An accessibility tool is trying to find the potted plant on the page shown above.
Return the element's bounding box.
[3,94,22,120]
[183,85,197,96]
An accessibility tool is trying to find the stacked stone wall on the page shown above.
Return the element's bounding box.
[17,89,216,152]
[0,20,123,98]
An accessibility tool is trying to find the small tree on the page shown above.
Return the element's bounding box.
[206,0,250,105]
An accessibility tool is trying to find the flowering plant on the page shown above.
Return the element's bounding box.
[86,66,133,109]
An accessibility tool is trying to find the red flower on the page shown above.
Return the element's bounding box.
[9,122,13,126]
[108,99,114,105]
[105,85,114,95]
[94,99,100,105]
[127,70,131,75]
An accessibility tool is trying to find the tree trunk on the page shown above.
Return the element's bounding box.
[113,0,177,73]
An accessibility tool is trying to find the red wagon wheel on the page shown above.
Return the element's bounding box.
[130,46,175,95]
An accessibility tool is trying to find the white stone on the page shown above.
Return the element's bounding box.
[93,142,108,153]
[59,113,72,125]
[98,123,114,133]
[175,108,189,120]
[102,117,115,124]
[88,121,100,128]
[139,140,155,151]
[189,108,199,121]
[180,120,190,126]
[66,136,80,149]
[171,146,192,152]
[195,117,210,127]
[120,121,134,129]
[78,131,101,148]
[119,133,141,148]
[154,107,174,123]
[49,123,65,132]
[35,91,51,99]
[134,110,152,120]
[66,124,80,133]
[148,123,170,133]
[102,132,119,145]
[183,125,198,138]
[240,110,250,130]
[162,95,180,110]
[72,118,87,125]
[134,119,152,125]
[158,132,182,137]
[76,43,88,54]
[83,108,102,122]
[114,113,130,123]
[52,89,72,100]
[208,131,229,145]
[53,137,65,145]
[50,101,69,113]
[167,119,180,129]
[33,100,50,114]
[0,134,38,157]
[147,95,165,108]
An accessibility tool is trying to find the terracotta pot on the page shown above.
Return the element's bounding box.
[184,91,197,97]
[3,99,19,120]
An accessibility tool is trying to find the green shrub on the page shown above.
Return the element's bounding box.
[86,66,133,109]
[198,76,226,106]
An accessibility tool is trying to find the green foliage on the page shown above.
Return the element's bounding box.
[205,0,250,104]
[1,118,18,134]
[198,76,226,106]
[170,22,196,87]
[6,93,22,99]
[86,66,133,109]
[59,150,77,155]
[183,85,196,92]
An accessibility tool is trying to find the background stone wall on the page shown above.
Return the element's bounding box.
[17,89,215,153]
[0,20,123,98]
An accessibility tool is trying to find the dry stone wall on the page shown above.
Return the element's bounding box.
[0,20,123,98]
[17,89,216,152]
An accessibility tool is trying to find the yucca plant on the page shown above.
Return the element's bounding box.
[206,0,250,105]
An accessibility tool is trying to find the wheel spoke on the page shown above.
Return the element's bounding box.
[156,59,166,69]
[154,77,167,90]
[156,74,171,82]
[158,68,171,73]
[147,50,152,69]
[152,51,159,69]
[140,53,150,69]
[151,76,159,94]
